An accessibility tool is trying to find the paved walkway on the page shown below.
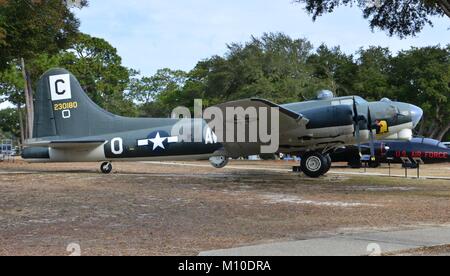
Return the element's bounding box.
[199,226,450,256]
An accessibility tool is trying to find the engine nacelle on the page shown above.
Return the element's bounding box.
[21,147,50,162]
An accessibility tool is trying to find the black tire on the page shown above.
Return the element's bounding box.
[101,162,113,174]
[301,152,328,178]
[323,154,332,174]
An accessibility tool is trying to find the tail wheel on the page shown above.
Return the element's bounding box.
[101,162,113,174]
[209,156,229,169]
[301,152,328,178]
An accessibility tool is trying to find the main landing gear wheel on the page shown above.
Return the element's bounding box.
[209,156,229,169]
[301,152,328,178]
[100,162,113,174]
[323,154,332,174]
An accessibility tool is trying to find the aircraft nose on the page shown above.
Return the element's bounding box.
[410,104,423,128]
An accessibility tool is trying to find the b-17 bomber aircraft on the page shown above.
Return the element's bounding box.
[22,69,423,178]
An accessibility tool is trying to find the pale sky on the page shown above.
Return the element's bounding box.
[1,0,449,109]
[74,0,449,76]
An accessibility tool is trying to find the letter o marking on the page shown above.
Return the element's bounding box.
[111,138,123,155]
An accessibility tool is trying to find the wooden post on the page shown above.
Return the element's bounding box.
[26,68,34,136]
[20,58,33,140]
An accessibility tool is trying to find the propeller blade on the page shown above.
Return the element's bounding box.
[352,97,358,121]
[367,107,376,161]
[353,97,362,156]
[355,124,362,156]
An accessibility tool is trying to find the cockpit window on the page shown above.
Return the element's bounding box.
[331,97,367,106]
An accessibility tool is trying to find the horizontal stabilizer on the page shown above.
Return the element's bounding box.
[25,139,106,149]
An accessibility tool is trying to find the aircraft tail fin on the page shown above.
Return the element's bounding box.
[33,68,115,139]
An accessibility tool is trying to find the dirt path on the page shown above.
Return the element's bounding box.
[0,160,449,256]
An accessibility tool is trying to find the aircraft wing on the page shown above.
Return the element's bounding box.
[25,139,106,149]
[214,98,309,133]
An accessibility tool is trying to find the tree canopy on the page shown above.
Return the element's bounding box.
[389,46,450,141]
[0,0,87,69]
[57,34,138,116]
[0,107,20,138]
[130,68,188,117]
[0,34,139,117]
[0,63,24,106]
[294,0,450,38]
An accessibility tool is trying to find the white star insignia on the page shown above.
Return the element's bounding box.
[149,132,167,150]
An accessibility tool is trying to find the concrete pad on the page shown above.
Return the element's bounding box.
[351,227,450,247]
[199,226,450,256]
